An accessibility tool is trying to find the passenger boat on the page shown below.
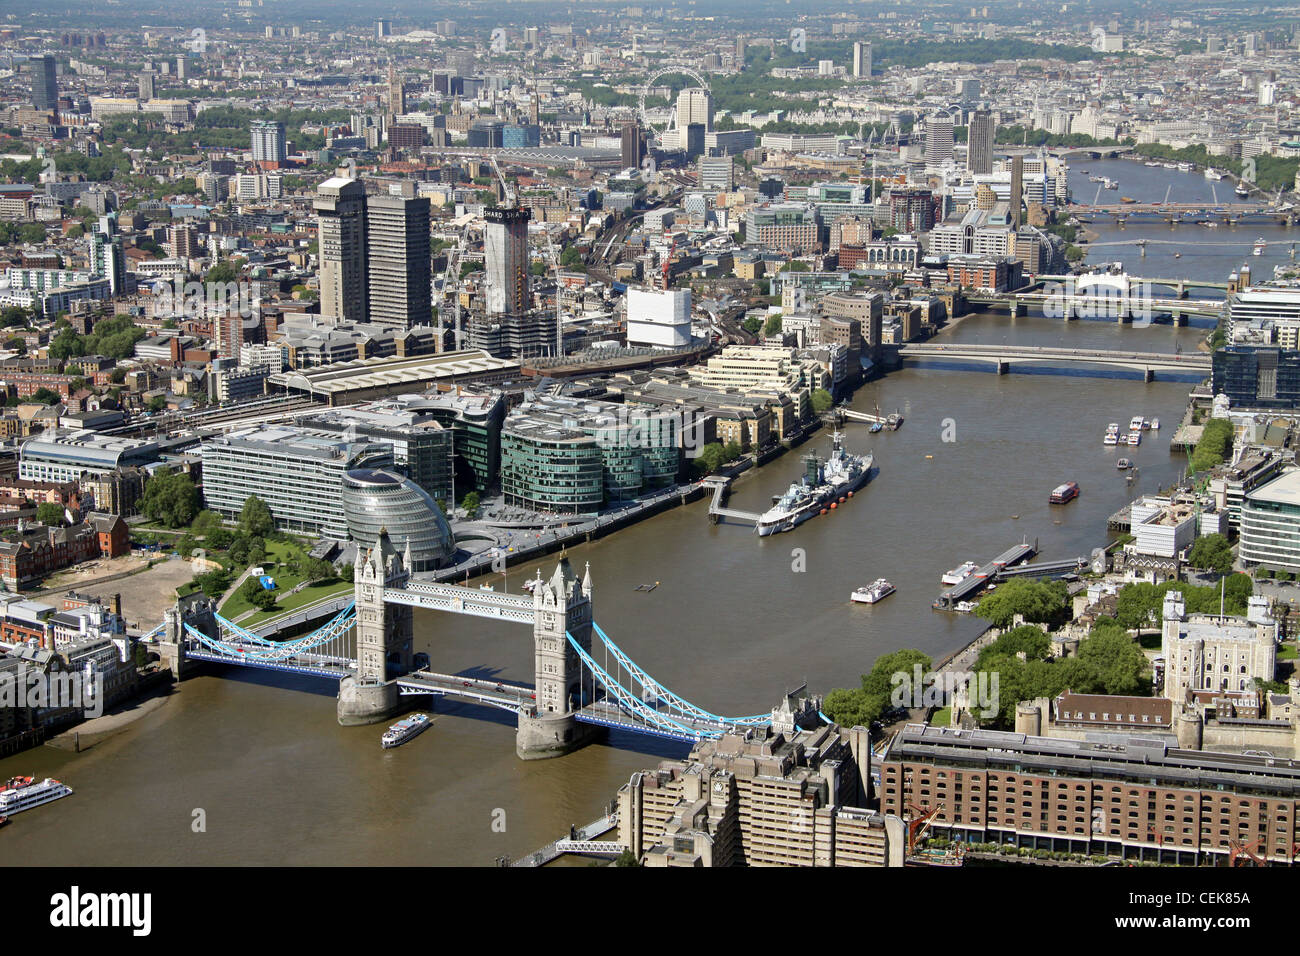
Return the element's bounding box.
[851,579,895,604]
[1149,417,1160,429]
[1127,431,1142,446]
[1117,458,1133,470]
[0,776,72,815]
[941,561,979,585]
[1254,238,1266,256]
[1049,481,1080,504]
[1236,183,1251,199]
[1129,415,1145,431]
[1103,431,1119,446]
[1205,168,1224,181]
[381,713,431,749]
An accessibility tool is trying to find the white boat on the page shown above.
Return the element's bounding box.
[1117,457,1133,470]
[1145,161,1161,167]
[1129,416,1144,431]
[1149,417,1160,429]
[381,713,431,749]
[1205,168,1224,181]
[851,579,895,604]
[941,561,979,585]
[0,776,72,815]
[1177,162,1192,172]
[756,432,873,537]
[1103,433,1119,446]
[953,600,977,613]
[1254,238,1266,256]
[1127,431,1142,446]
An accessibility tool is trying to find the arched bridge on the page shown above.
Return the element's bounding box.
[898,343,1210,379]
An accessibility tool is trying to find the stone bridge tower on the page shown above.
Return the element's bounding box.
[517,557,601,759]
[338,529,412,725]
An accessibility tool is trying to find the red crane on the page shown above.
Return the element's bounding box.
[905,802,944,856]
[1228,838,1266,867]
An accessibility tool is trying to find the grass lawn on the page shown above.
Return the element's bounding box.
[1279,642,1298,661]
[237,578,353,628]
[217,540,314,619]
[1138,633,1162,650]
[929,707,951,727]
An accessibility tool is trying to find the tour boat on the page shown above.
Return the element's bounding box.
[1205,168,1224,181]
[1236,183,1251,199]
[1129,415,1145,431]
[1127,431,1142,446]
[381,713,431,749]
[1254,238,1266,256]
[941,561,979,586]
[1103,432,1119,445]
[1049,482,1080,504]
[0,776,72,815]
[1149,417,1160,429]
[851,579,896,604]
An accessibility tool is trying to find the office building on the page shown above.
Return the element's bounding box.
[303,403,455,505]
[315,177,369,325]
[1010,154,1024,227]
[31,55,58,112]
[483,206,530,316]
[744,204,819,254]
[697,155,734,191]
[1227,286,1300,347]
[1240,468,1300,573]
[626,287,693,347]
[366,194,431,330]
[968,109,995,175]
[924,114,955,165]
[138,70,156,101]
[887,188,936,233]
[19,431,161,483]
[621,123,643,169]
[1212,346,1300,410]
[250,120,287,165]
[199,425,394,539]
[501,394,680,513]
[676,88,713,133]
[341,469,455,572]
[376,18,392,38]
[882,722,1300,865]
[852,41,872,78]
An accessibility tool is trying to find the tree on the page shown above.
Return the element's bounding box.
[1188,533,1234,574]
[205,261,239,284]
[810,388,833,415]
[140,469,200,528]
[30,387,61,405]
[460,491,481,517]
[974,579,1068,630]
[721,440,742,463]
[1189,418,1233,474]
[1077,630,1149,696]
[238,495,274,537]
[692,442,726,475]
[35,502,66,526]
[148,395,168,413]
[763,313,784,336]
[614,849,639,867]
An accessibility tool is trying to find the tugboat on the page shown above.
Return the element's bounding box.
[851,579,896,604]
[381,713,431,749]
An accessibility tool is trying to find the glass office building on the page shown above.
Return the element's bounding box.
[342,469,456,571]
[1212,346,1300,410]
[200,425,393,539]
[1240,468,1300,573]
[500,395,681,514]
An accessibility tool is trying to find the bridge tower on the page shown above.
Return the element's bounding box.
[337,529,412,725]
[516,557,602,759]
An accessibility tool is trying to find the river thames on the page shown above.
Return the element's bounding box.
[0,158,1269,866]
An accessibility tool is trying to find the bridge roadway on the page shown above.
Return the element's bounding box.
[965,291,1222,318]
[898,343,1210,373]
[1035,274,1232,293]
[184,643,353,679]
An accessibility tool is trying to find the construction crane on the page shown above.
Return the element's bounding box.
[437,228,468,350]
[660,234,678,290]
[1227,838,1266,867]
[905,802,943,856]
[488,152,517,208]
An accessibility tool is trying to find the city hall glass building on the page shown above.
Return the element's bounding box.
[341,469,456,571]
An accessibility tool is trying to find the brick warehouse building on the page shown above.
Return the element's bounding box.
[881,723,1300,864]
[0,513,128,590]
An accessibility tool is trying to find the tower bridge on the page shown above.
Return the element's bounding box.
[153,533,776,760]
